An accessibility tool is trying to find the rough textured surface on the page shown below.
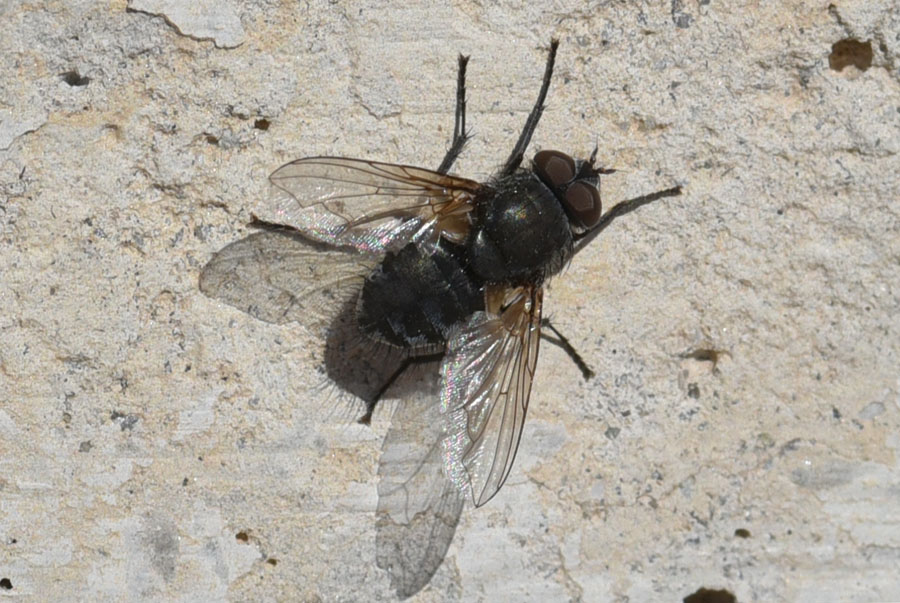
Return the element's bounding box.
[127,0,245,49]
[1,1,898,601]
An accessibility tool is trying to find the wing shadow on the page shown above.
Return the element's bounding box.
[200,228,464,599]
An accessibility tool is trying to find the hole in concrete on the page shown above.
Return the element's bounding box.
[0,578,11,590]
[266,557,278,566]
[680,348,728,376]
[205,134,219,145]
[60,70,91,86]
[684,587,736,603]
[682,349,723,365]
[254,118,271,131]
[235,531,250,543]
[734,528,751,538]
[829,39,873,71]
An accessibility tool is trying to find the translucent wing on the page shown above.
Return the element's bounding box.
[198,229,371,335]
[440,286,543,507]
[376,381,465,598]
[259,157,481,254]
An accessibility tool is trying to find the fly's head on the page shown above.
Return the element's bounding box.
[532,148,610,235]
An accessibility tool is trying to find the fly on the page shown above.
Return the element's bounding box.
[200,39,681,598]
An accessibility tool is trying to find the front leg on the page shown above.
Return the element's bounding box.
[573,185,683,254]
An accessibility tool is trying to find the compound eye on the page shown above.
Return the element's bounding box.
[563,181,602,228]
[533,150,576,189]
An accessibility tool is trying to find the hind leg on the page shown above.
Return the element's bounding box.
[436,54,471,175]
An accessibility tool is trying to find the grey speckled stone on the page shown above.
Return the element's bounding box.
[127,0,245,49]
[1,1,898,602]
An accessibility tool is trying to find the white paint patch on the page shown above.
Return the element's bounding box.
[173,393,216,441]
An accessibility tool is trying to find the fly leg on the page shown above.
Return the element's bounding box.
[358,351,445,425]
[437,54,471,175]
[358,48,471,425]
[541,318,595,381]
[542,184,683,375]
[500,38,559,175]
[573,185,683,254]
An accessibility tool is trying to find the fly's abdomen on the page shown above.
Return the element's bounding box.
[358,242,483,349]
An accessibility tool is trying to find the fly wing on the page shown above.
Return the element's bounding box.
[260,157,481,254]
[440,287,543,507]
[376,380,465,598]
[199,229,370,334]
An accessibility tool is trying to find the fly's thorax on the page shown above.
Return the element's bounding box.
[466,171,574,285]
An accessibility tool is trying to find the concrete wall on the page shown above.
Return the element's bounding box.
[1,1,898,600]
